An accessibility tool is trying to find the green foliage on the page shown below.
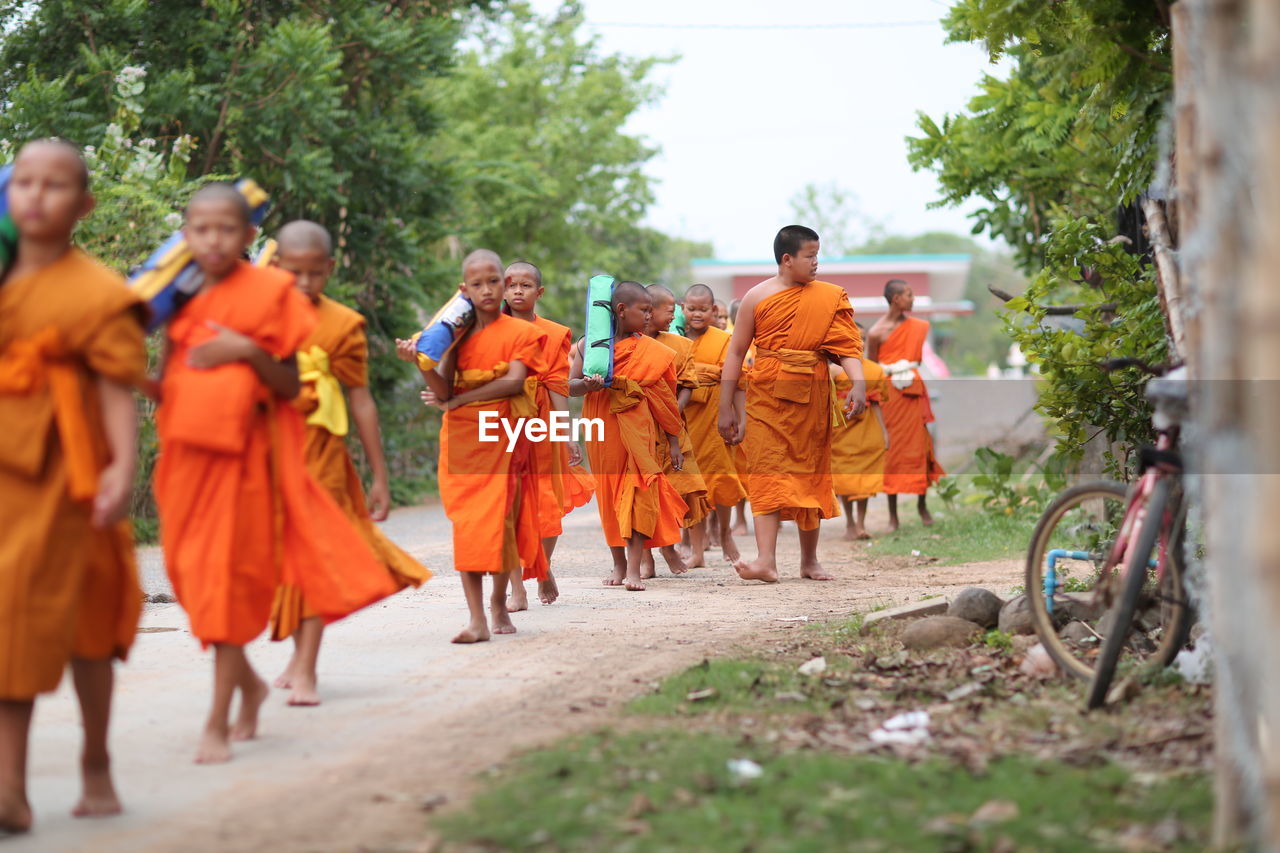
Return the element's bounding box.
[860,503,1027,564]
[982,629,1014,651]
[437,2,683,328]
[965,446,1070,515]
[909,1,1174,473]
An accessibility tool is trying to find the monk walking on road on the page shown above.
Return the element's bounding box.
[719,225,866,583]
[866,280,944,530]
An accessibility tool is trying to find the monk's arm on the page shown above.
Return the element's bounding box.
[186,322,301,398]
[418,346,457,404]
[677,386,692,412]
[865,328,883,362]
[349,386,392,520]
[568,343,604,397]
[91,376,138,528]
[838,356,867,417]
[446,360,529,408]
[718,292,756,442]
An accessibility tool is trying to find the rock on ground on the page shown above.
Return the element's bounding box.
[947,587,1004,628]
[998,594,1037,635]
[1059,621,1096,644]
[902,616,982,650]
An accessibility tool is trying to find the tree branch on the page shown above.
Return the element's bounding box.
[1142,197,1187,360]
[988,285,1116,315]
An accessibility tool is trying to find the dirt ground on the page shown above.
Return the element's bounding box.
[14,499,1022,853]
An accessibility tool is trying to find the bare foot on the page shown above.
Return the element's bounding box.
[887,517,900,533]
[538,575,559,605]
[842,526,859,541]
[490,603,517,635]
[675,542,692,562]
[661,545,690,575]
[624,577,646,591]
[0,791,32,833]
[231,677,269,742]
[722,538,741,564]
[640,550,656,580]
[286,672,321,707]
[508,582,529,613]
[686,550,706,568]
[451,624,491,644]
[73,762,122,818]
[801,562,835,581]
[273,657,296,689]
[731,522,748,537]
[854,527,872,540]
[734,559,779,583]
[603,563,625,586]
[195,726,232,764]
[920,508,934,526]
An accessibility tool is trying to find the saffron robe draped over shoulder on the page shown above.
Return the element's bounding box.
[0,249,147,698]
[584,334,688,547]
[831,359,888,500]
[654,330,709,526]
[740,281,862,530]
[684,326,747,508]
[154,262,396,647]
[528,314,593,539]
[438,313,548,579]
[276,295,429,636]
[878,317,945,495]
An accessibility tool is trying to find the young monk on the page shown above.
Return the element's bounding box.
[404,249,547,642]
[719,225,866,583]
[682,283,747,563]
[0,140,145,831]
[866,279,945,530]
[269,220,430,706]
[502,260,593,610]
[713,299,730,330]
[725,297,751,538]
[570,281,686,591]
[153,184,396,763]
[643,283,707,573]
[829,334,890,539]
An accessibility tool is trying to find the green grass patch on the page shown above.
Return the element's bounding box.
[867,504,1028,564]
[627,658,851,716]
[435,730,1211,852]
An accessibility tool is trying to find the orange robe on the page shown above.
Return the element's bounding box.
[740,282,862,529]
[154,262,396,647]
[280,295,430,632]
[831,359,888,500]
[527,314,594,539]
[438,313,549,579]
[0,249,146,699]
[584,334,688,547]
[685,326,747,508]
[878,317,945,495]
[654,330,710,526]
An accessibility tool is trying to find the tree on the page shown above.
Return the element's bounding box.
[435,2,680,326]
[908,0,1175,475]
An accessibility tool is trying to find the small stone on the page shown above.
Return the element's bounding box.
[945,682,984,702]
[901,616,982,650]
[686,687,718,702]
[970,799,1020,826]
[146,592,176,604]
[1055,594,1105,623]
[774,691,808,702]
[1019,643,1058,679]
[798,656,827,676]
[1060,621,1097,644]
[997,594,1037,635]
[418,793,448,812]
[947,587,1005,628]
[861,598,949,631]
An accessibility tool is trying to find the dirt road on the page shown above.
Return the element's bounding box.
[15,500,1020,852]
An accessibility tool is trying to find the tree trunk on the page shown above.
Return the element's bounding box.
[1182,0,1280,845]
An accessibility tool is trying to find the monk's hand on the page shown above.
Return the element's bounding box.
[668,436,684,472]
[188,322,254,369]
[581,374,605,393]
[718,405,739,444]
[844,381,868,418]
[395,338,418,363]
[367,475,391,522]
[568,441,583,466]
[420,389,446,410]
[92,460,132,528]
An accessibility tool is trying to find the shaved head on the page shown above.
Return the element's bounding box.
[729,298,742,322]
[646,283,675,305]
[463,248,503,273]
[506,260,542,286]
[715,299,727,311]
[612,280,649,310]
[186,181,250,223]
[884,279,909,303]
[277,219,332,255]
[16,138,89,189]
[684,283,714,302]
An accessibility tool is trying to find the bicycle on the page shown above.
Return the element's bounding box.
[1023,360,1192,709]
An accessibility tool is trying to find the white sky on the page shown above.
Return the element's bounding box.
[528,0,1000,259]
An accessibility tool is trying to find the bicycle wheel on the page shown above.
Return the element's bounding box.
[1024,481,1189,682]
[1086,478,1187,709]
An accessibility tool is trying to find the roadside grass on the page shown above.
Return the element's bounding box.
[435,730,1210,852]
[434,615,1214,852]
[860,503,1029,564]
